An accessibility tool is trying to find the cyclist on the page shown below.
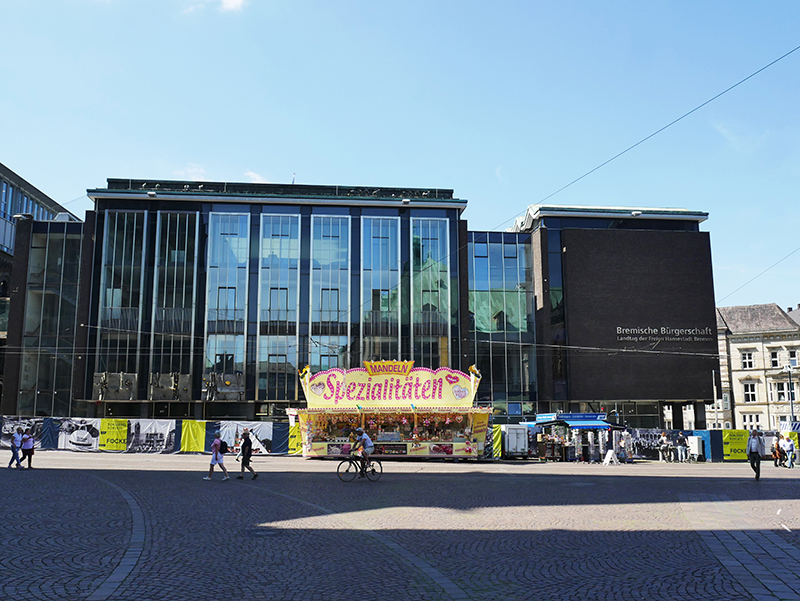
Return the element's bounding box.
[352,427,375,477]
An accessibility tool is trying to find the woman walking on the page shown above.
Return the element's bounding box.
[20,427,35,469]
[7,426,23,469]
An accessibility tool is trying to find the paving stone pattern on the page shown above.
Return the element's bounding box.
[3,454,800,600]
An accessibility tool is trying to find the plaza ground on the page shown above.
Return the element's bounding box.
[3,453,800,601]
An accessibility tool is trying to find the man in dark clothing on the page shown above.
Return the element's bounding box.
[236,429,259,481]
[747,429,765,480]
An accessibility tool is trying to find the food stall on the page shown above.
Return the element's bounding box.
[289,361,490,458]
[529,413,624,462]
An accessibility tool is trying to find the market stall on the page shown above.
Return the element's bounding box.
[289,361,490,458]
[529,413,625,462]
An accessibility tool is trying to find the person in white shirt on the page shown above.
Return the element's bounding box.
[7,426,23,469]
[20,427,35,469]
[747,429,765,480]
[781,435,796,469]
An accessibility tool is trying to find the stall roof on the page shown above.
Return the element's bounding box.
[534,418,623,430]
[289,406,491,414]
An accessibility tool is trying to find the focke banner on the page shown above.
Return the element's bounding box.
[99,419,129,451]
[723,429,748,461]
[300,361,480,408]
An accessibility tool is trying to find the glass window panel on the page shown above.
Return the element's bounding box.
[547,229,561,252]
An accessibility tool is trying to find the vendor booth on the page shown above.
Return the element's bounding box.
[529,413,626,462]
[289,361,491,458]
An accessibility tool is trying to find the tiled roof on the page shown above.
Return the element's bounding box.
[716,304,800,335]
[790,307,800,327]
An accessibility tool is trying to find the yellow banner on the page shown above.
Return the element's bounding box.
[99,419,128,451]
[288,423,302,455]
[180,420,206,453]
[472,414,489,443]
[492,424,502,458]
[723,429,748,461]
[301,363,479,408]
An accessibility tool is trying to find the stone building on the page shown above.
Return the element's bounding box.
[717,303,800,430]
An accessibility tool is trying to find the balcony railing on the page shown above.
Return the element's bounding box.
[412,311,450,337]
[154,308,193,334]
[206,309,245,335]
[362,310,399,337]
[99,307,140,332]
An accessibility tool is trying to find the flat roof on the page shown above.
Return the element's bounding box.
[510,203,708,231]
[88,179,467,211]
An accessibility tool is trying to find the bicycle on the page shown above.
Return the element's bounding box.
[337,454,382,482]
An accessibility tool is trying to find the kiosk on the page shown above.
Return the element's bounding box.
[530,413,624,462]
[290,361,491,459]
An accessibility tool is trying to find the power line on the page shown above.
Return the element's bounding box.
[487,42,800,232]
[16,45,800,371]
[716,242,800,305]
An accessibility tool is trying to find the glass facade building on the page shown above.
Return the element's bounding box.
[2,180,467,420]
[466,231,536,420]
[0,162,74,406]
[18,221,83,416]
[2,185,719,431]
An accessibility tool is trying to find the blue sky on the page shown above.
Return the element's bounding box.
[2,1,799,310]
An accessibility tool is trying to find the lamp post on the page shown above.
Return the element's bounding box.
[784,365,796,423]
[711,370,721,430]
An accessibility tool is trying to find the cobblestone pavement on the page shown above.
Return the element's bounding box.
[4,454,800,601]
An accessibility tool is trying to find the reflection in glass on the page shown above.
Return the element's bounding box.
[21,224,82,416]
[466,232,535,409]
[362,217,400,360]
[259,214,300,402]
[97,212,147,374]
[151,212,197,377]
[205,214,249,380]
[411,219,450,367]
[310,216,349,371]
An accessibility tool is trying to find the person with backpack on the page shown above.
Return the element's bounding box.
[235,429,258,481]
[203,431,230,481]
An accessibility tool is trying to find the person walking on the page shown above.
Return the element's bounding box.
[772,434,784,467]
[747,429,765,480]
[235,429,258,481]
[782,435,796,469]
[8,426,24,469]
[20,427,35,469]
[204,431,230,481]
[659,432,672,462]
[676,432,688,463]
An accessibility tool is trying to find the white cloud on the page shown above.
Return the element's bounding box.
[181,0,246,14]
[220,0,247,11]
[712,122,768,155]
[174,163,208,180]
[244,170,269,183]
[182,3,204,14]
[495,166,503,182]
